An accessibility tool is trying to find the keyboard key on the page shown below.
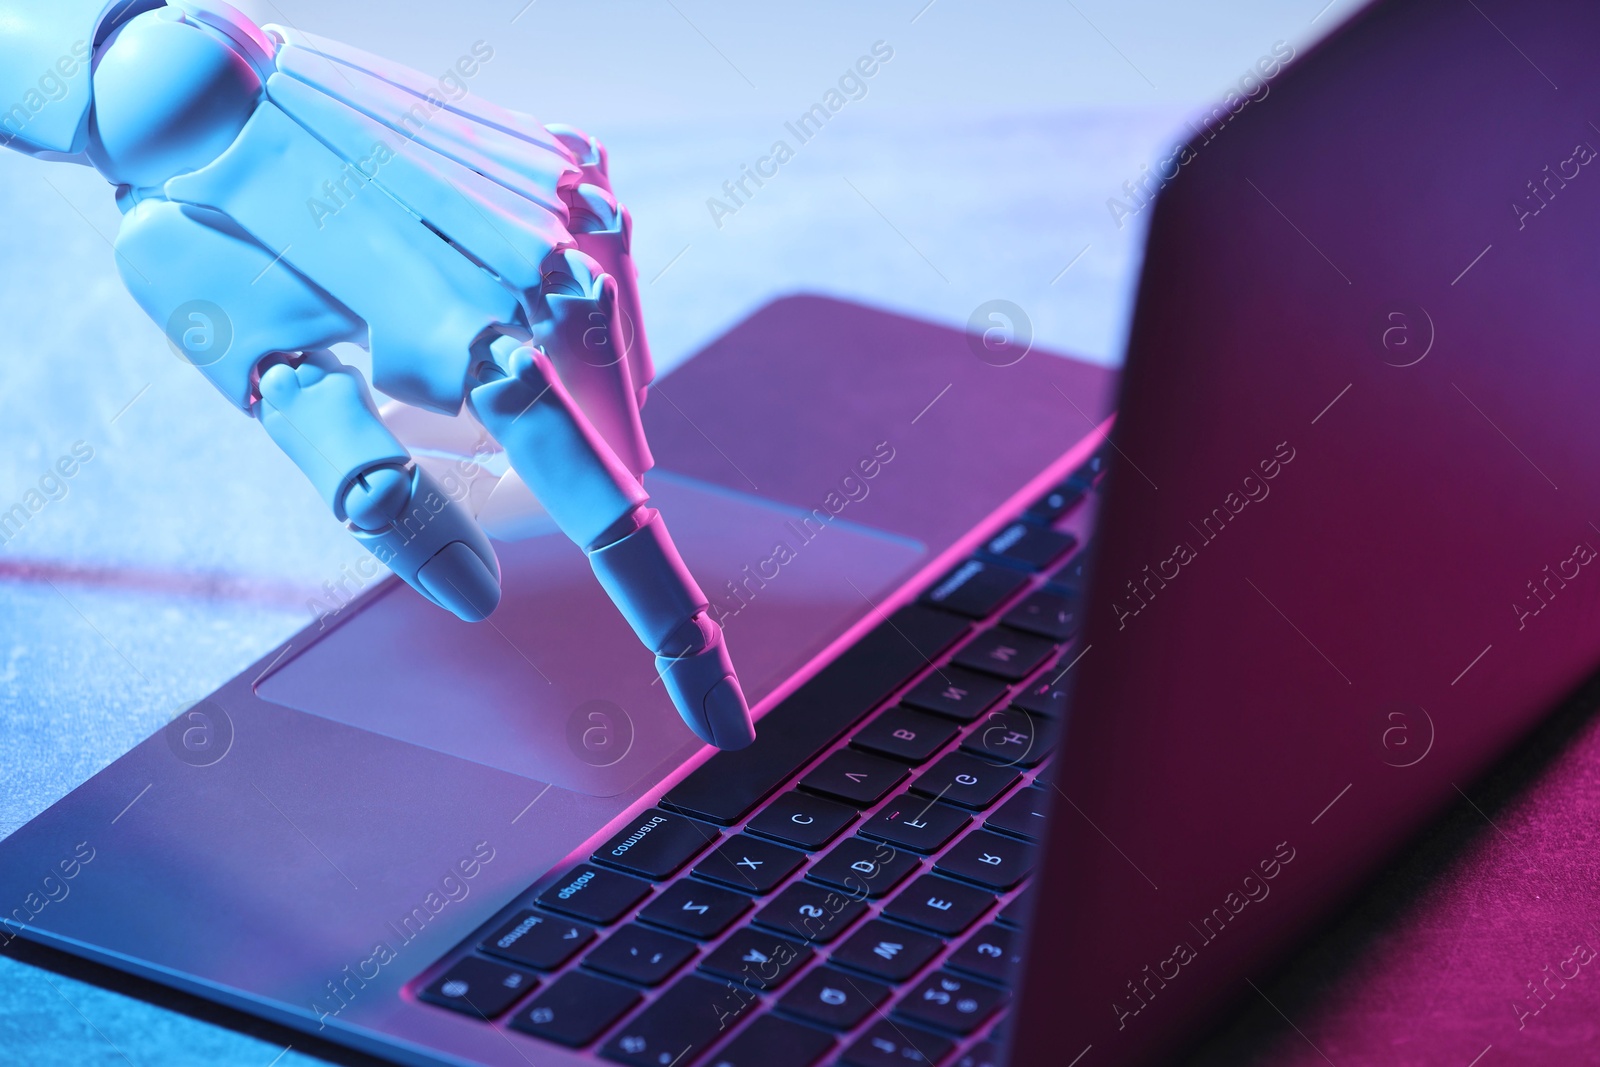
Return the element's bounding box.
[638,879,751,939]
[1002,588,1081,641]
[807,837,920,899]
[935,830,1036,891]
[961,708,1056,768]
[537,866,652,926]
[831,919,944,984]
[1047,552,1092,596]
[852,706,960,764]
[842,1019,954,1067]
[699,927,813,991]
[956,1040,1005,1067]
[747,791,857,850]
[592,808,717,881]
[778,965,891,1030]
[951,627,1056,682]
[979,522,1077,571]
[510,970,639,1047]
[1010,661,1071,719]
[707,1013,836,1067]
[600,974,757,1065]
[582,923,697,986]
[860,799,970,854]
[664,606,969,824]
[921,559,1029,619]
[894,971,1007,1035]
[882,874,994,936]
[986,786,1051,841]
[693,834,807,894]
[902,668,1008,723]
[911,753,1021,810]
[754,881,869,944]
[948,924,1023,985]
[997,885,1034,929]
[1024,482,1087,524]
[986,785,1047,839]
[1071,449,1107,486]
[800,750,907,808]
[419,956,535,1019]
[480,910,594,970]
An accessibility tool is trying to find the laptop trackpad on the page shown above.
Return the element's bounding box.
[256,472,926,797]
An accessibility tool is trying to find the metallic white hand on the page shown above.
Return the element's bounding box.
[0,0,754,749]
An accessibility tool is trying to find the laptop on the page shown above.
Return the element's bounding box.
[6,0,1599,1063]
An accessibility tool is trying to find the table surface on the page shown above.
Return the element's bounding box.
[1184,673,1600,1067]
[7,25,1599,1067]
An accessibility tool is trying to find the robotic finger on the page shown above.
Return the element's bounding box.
[255,351,502,622]
[534,247,652,481]
[468,339,755,750]
[544,124,655,407]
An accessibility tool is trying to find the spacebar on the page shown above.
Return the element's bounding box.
[662,604,970,824]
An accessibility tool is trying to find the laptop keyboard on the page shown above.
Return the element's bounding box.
[412,449,1106,1066]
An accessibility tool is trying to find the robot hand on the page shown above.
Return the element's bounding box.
[0,1,755,749]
